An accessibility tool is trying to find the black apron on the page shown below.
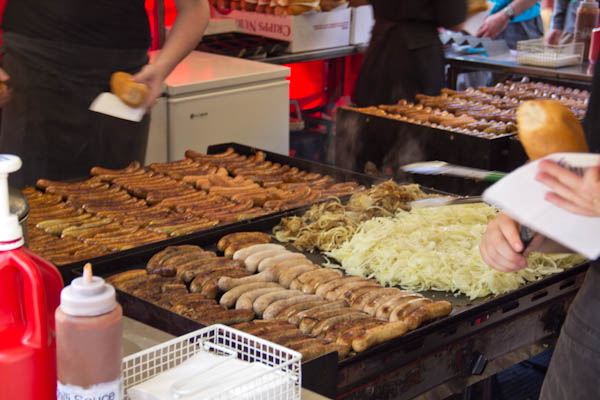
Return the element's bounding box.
[353,19,446,107]
[0,33,150,188]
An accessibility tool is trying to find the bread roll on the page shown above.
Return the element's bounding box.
[517,100,588,160]
[287,0,320,14]
[110,72,148,108]
[320,0,346,11]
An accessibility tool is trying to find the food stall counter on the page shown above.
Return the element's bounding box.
[446,52,594,89]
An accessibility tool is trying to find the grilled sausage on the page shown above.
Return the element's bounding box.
[374,294,423,320]
[404,301,452,330]
[289,299,349,326]
[311,312,371,337]
[196,309,255,326]
[297,269,344,293]
[351,321,408,352]
[278,264,319,288]
[220,282,283,308]
[352,288,405,310]
[253,289,303,316]
[314,276,366,298]
[274,300,329,321]
[217,232,271,251]
[389,298,433,322]
[364,292,417,316]
[235,287,283,310]
[261,294,322,320]
[218,269,277,291]
[299,308,356,334]
[232,243,285,261]
[244,249,291,272]
[257,252,307,272]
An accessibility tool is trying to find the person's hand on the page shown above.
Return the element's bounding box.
[536,159,600,217]
[0,68,12,108]
[480,212,533,272]
[476,11,510,39]
[545,28,563,45]
[131,64,167,112]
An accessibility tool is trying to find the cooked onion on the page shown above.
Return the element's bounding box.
[325,203,585,299]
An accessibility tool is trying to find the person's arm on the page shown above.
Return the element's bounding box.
[348,0,369,7]
[0,68,11,108]
[477,0,539,39]
[480,159,600,273]
[546,0,568,44]
[133,0,210,110]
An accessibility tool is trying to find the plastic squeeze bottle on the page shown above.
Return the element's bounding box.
[56,263,123,400]
[574,0,600,60]
[0,154,63,400]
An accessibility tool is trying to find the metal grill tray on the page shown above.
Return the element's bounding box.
[73,202,589,399]
[56,142,384,282]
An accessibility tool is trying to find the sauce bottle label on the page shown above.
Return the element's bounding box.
[56,379,122,400]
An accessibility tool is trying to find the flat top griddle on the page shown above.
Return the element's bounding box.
[68,143,589,398]
[76,203,589,398]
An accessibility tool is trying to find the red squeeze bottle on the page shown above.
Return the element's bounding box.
[0,154,64,400]
[590,26,600,63]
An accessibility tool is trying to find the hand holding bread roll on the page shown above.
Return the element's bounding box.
[110,71,149,108]
[517,100,589,160]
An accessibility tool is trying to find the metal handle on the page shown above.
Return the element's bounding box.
[519,225,535,254]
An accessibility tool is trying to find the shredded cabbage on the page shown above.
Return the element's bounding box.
[325,203,585,300]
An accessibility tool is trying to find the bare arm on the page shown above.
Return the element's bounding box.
[477,0,539,39]
[0,68,12,108]
[133,0,210,110]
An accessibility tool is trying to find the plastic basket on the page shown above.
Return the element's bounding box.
[516,38,584,68]
[122,324,302,400]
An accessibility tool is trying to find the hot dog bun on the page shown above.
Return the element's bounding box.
[320,0,346,11]
[517,100,588,160]
[110,71,148,108]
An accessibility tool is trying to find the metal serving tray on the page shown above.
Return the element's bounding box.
[55,142,384,282]
[335,107,530,196]
[73,203,589,399]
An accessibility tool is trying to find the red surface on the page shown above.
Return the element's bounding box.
[286,60,328,110]
[0,246,63,400]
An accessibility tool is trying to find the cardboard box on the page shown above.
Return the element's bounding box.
[212,8,351,53]
[349,5,374,45]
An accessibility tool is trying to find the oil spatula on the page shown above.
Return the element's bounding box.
[401,161,506,182]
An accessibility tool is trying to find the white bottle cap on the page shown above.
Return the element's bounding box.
[60,264,117,316]
[0,154,23,248]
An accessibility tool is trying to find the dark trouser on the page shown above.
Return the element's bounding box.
[0,33,150,188]
[539,263,600,399]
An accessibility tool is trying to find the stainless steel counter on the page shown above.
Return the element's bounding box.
[446,51,594,88]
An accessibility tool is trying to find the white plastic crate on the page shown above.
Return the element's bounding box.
[122,324,302,400]
[517,38,584,68]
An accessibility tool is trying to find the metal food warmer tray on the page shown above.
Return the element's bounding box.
[334,107,530,196]
[55,142,385,283]
[73,199,590,399]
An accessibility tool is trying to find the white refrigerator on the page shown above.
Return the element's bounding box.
[146,51,290,163]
